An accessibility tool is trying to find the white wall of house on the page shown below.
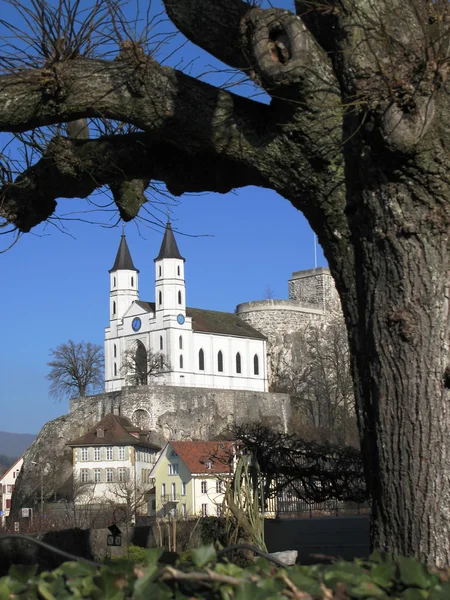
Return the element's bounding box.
[0,457,23,526]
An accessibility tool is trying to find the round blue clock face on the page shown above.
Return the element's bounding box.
[132,317,142,332]
[177,314,185,325]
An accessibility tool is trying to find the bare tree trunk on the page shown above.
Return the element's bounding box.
[339,178,450,566]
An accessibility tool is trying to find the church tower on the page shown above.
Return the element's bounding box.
[109,233,139,322]
[154,221,186,328]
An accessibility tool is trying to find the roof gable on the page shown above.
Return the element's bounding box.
[169,441,234,474]
[66,413,160,450]
[187,308,266,340]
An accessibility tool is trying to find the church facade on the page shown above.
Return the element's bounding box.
[105,223,268,393]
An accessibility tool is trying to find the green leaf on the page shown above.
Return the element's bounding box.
[397,556,434,589]
[371,562,396,589]
[191,544,217,567]
[8,563,38,582]
[350,580,389,599]
[324,563,371,588]
[132,564,159,600]
[288,570,323,597]
[428,583,450,599]
[135,581,172,600]
[145,547,165,565]
[37,582,58,600]
[401,589,429,600]
[235,583,276,600]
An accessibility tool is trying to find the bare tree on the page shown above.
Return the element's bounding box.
[122,345,171,386]
[102,473,152,524]
[47,340,104,400]
[272,314,355,444]
[1,0,450,564]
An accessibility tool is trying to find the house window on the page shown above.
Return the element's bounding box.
[216,480,223,493]
[160,335,163,350]
[118,447,125,460]
[178,290,182,304]
[106,447,113,460]
[217,351,223,372]
[5,499,11,509]
[80,469,89,483]
[168,463,179,475]
[236,352,241,374]
[159,291,162,306]
[202,504,208,517]
[131,276,134,287]
[114,363,117,376]
[96,428,104,438]
[201,481,207,494]
[6,485,13,493]
[94,469,101,483]
[94,448,101,461]
[254,354,259,375]
[81,448,88,461]
[179,355,183,369]
[199,349,204,371]
[171,482,176,500]
[106,469,113,482]
[113,301,116,316]
[114,344,117,358]
[216,505,222,517]
[179,336,182,349]
[182,503,186,517]
[162,483,166,497]
[181,481,187,496]
[205,461,212,469]
[118,467,126,482]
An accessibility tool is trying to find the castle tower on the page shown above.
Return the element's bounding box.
[109,233,139,322]
[154,221,186,327]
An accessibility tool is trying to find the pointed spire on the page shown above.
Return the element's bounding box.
[154,221,185,262]
[109,233,139,272]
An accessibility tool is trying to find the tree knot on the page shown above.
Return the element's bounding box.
[387,307,418,343]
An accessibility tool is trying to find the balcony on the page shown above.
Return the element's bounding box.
[161,494,180,503]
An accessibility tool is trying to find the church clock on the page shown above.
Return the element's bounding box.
[177,314,185,325]
[132,317,142,332]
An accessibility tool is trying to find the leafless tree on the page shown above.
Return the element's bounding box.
[1,0,450,564]
[272,314,355,444]
[102,473,153,524]
[122,344,171,386]
[47,340,104,400]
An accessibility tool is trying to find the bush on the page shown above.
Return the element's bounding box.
[2,546,450,598]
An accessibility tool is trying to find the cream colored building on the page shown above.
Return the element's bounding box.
[149,441,234,518]
[0,457,23,526]
[67,413,160,517]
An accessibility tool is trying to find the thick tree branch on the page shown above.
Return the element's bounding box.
[0,132,267,231]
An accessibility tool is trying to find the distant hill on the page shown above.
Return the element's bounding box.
[0,431,36,460]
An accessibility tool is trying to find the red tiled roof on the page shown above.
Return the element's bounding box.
[66,413,160,450]
[169,441,234,474]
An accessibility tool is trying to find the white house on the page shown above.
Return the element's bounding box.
[149,441,234,518]
[0,457,23,526]
[104,223,268,393]
[66,413,160,516]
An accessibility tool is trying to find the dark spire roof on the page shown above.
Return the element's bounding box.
[109,234,139,272]
[154,221,185,262]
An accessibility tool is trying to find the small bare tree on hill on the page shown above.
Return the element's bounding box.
[47,340,103,400]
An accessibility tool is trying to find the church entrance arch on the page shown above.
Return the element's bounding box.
[135,340,147,385]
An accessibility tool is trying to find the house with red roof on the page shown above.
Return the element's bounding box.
[149,441,235,518]
[0,457,23,526]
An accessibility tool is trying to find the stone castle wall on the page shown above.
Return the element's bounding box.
[70,385,292,440]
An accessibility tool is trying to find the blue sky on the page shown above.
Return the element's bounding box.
[0,0,325,434]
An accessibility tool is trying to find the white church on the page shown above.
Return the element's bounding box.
[105,223,268,393]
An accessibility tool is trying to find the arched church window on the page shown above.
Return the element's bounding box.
[113,277,116,287]
[159,266,162,277]
[178,291,182,304]
[177,266,180,276]
[199,349,205,371]
[159,291,162,306]
[114,363,117,376]
[160,336,163,350]
[131,276,134,287]
[114,344,117,358]
[218,351,223,373]
[180,355,183,369]
[179,336,183,349]
[160,355,164,369]
[112,301,116,316]
[253,354,259,375]
[236,352,242,374]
